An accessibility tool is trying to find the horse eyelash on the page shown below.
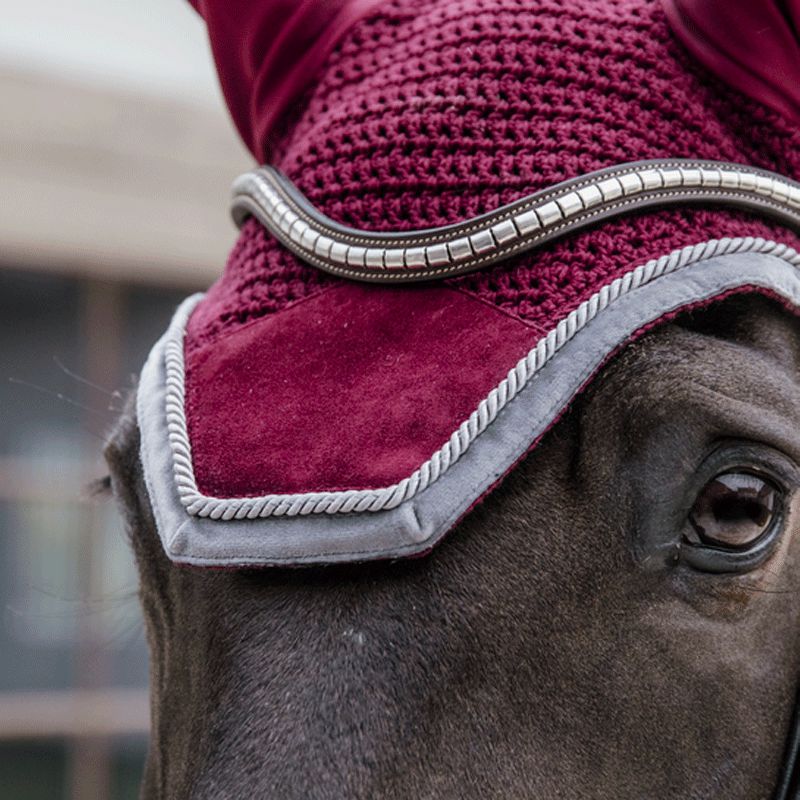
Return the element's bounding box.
[85,475,113,499]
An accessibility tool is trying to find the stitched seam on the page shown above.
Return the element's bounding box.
[273,191,800,282]
[189,283,346,360]
[163,237,800,519]
[444,284,547,333]
[258,160,766,245]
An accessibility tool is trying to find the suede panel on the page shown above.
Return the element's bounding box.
[185,284,537,497]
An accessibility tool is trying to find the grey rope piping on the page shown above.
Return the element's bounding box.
[231,159,800,283]
[165,237,800,519]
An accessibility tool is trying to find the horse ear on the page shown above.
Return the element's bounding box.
[189,0,381,161]
[661,0,800,124]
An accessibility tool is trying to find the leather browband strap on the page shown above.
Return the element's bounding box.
[231,158,800,284]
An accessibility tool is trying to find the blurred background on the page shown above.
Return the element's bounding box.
[0,1,249,796]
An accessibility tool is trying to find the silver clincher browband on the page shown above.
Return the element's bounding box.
[231,158,800,283]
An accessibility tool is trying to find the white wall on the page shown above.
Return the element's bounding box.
[0,0,251,287]
[0,0,221,104]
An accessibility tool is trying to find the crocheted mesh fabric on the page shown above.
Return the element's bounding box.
[186,0,800,352]
[455,209,798,336]
[187,218,335,346]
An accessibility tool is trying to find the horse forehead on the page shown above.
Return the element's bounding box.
[593,298,800,409]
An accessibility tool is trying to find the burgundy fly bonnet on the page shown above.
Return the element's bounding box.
[137,0,800,566]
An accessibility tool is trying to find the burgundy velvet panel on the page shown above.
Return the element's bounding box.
[185,285,538,497]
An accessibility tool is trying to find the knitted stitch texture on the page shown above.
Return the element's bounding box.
[186,0,800,353]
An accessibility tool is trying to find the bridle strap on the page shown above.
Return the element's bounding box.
[776,688,800,800]
[231,158,800,284]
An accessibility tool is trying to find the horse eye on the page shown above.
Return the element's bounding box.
[688,472,781,550]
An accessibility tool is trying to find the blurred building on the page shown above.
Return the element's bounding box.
[0,1,249,797]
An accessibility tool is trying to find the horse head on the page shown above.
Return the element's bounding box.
[108,0,800,797]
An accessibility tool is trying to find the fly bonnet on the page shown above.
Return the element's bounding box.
[137,0,800,567]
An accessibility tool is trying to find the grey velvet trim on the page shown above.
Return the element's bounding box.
[137,251,800,567]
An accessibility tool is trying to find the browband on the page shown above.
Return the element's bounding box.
[231,158,800,283]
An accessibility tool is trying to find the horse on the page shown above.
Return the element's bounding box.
[107,290,800,798]
[106,0,800,797]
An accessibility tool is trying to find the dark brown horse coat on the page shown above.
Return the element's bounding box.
[108,294,800,799]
